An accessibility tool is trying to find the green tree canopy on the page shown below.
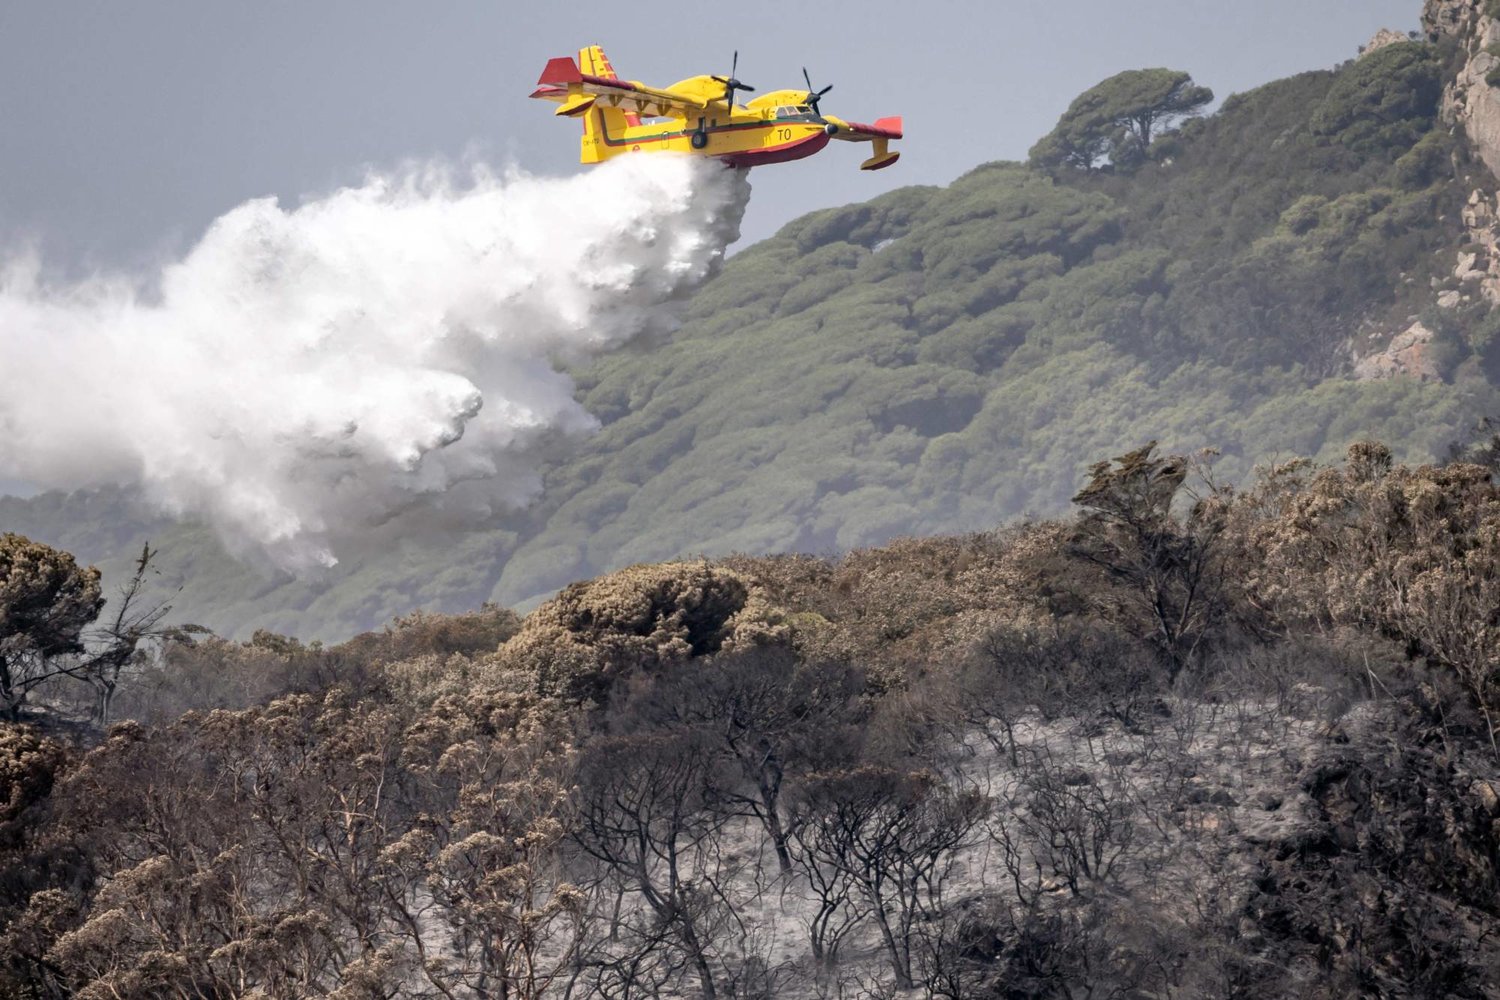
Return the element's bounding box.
[1030,68,1213,171]
[1310,41,1441,154]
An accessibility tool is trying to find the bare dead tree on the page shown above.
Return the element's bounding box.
[785,815,870,975]
[573,729,740,1000]
[1025,761,1136,896]
[617,647,864,875]
[790,767,987,989]
[79,543,206,726]
[912,898,1009,1000]
[987,746,1138,903]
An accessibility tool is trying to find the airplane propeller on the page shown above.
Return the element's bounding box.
[802,67,833,116]
[712,51,756,108]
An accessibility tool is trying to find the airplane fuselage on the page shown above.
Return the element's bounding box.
[532,51,902,172]
[582,104,832,168]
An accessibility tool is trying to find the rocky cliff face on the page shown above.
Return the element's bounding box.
[1426,0,1500,178]
[1353,2,1500,380]
[1458,188,1500,306]
[1425,0,1480,39]
[1429,1,1500,313]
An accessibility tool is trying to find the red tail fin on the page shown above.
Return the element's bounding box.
[537,56,581,86]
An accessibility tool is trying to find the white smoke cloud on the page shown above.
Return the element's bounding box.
[0,155,749,570]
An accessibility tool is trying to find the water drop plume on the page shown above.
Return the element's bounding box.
[0,155,750,570]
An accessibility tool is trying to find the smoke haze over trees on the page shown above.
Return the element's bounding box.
[0,158,749,571]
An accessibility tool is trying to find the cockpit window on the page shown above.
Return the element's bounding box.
[796,105,813,115]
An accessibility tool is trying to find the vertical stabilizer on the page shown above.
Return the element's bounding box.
[577,45,641,128]
[576,45,616,80]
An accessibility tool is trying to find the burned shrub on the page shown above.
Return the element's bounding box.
[970,622,1166,734]
[1239,442,1500,747]
[335,604,522,665]
[497,562,776,703]
[1064,443,1232,680]
[1245,714,1500,998]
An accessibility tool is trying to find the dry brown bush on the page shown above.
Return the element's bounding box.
[0,724,65,839]
[335,604,522,665]
[496,561,786,703]
[40,686,583,1000]
[1233,441,1500,748]
[108,630,374,723]
[1063,443,1234,680]
[0,724,88,995]
[727,525,1058,690]
[0,534,105,720]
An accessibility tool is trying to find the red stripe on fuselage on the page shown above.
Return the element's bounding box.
[719,129,831,167]
[591,113,829,166]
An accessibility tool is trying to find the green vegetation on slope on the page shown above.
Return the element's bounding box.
[5,40,1500,636]
[494,40,1497,605]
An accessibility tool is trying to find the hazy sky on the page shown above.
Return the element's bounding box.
[0,0,1421,497]
[1,1,1419,268]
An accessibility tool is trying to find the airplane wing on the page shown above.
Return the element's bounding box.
[529,57,707,118]
[824,116,904,142]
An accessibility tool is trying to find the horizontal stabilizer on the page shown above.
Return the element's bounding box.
[826,114,904,143]
[843,117,901,140]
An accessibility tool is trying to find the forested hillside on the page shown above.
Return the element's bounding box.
[507,40,1494,604]
[8,29,1500,637]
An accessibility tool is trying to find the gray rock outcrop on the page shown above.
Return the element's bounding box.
[1423,0,1478,40]
[1354,322,1440,381]
[1361,28,1411,57]
[1457,188,1500,305]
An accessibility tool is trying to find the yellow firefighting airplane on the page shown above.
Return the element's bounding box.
[530,46,902,170]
